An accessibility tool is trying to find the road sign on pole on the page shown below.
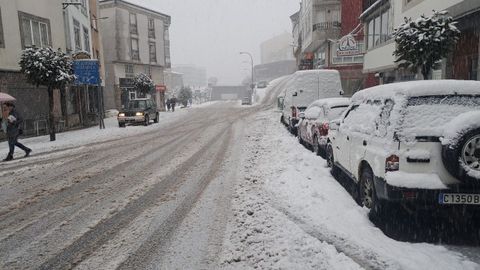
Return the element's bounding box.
[73,60,100,86]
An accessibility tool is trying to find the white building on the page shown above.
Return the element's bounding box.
[361,0,480,83]
[172,65,207,89]
[0,0,68,130]
[99,0,171,109]
[291,0,342,70]
[260,32,294,64]
[63,0,93,55]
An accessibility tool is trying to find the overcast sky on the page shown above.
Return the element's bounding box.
[128,0,299,84]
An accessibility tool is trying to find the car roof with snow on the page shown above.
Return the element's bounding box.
[352,80,480,103]
[308,97,350,108]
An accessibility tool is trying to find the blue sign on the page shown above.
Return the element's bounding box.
[73,60,100,85]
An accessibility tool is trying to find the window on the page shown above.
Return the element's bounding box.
[73,19,81,51]
[145,65,151,77]
[148,18,155,38]
[83,26,90,52]
[381,11,389,43]
[130,13,137,34]
[131,38,139,60]
[367,20,373,49]
[125,64,134,78]
[19,12,51,48]
[0,7,4,48]
[149,42,156,62]
[366,7,391,49]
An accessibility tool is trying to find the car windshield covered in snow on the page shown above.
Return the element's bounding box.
[399,95,480,138]
[128,100,147,110]
[328,106,349,120]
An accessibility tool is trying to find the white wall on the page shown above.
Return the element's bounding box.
[363,0,464,73]
[0,0,66,71]
[64,1,92,54]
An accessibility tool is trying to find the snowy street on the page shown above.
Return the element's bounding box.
[0,80,477,269]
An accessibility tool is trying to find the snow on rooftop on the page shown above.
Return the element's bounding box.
[352,80,480,103]
[309,97,350,108]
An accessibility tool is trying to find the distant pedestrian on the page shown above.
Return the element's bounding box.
[3,102,31,162]
[166,98,171,111]
[171,97,177,112]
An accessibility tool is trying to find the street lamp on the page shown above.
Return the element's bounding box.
[239,51,254,101]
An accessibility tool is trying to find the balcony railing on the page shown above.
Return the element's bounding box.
[313,21,341,31]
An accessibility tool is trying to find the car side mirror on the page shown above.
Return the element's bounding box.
[339,90,345,96]
[330,119,341,130]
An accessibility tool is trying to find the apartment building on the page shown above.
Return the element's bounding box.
[0,0,66,135]
[99,0,171,109]
[361,0,480,83]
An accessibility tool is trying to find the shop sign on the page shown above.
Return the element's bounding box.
[337,35,360,56]
[155,85,167,92]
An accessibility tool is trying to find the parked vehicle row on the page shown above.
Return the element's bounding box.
[279,70,344,135]
[283,80,480,223]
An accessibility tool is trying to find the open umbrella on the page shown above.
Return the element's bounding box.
[0,93,16,102]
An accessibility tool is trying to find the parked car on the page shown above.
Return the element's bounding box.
[297,98,350,157]
[242,96,252,105]
[118,98,159,127]
[326,80,480,221]
[280,70,343,135]
[257,81,268,88]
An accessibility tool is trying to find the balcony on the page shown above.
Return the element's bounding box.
[303,21,341,53]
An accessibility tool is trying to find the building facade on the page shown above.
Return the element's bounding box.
[99,0,171,109]
[291,0,342,70]
[361,0,480,83]
[260,32,294,64]
[0,0,67,137]
[172,65,207,89]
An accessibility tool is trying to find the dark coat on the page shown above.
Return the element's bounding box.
[6,109,22,138]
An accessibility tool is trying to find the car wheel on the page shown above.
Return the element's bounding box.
[326,144,334,168]
[119,122,126,128]
[154,112,159,123]
[144,115,150,126]
[359,167,388,222]
[442,127,480,183]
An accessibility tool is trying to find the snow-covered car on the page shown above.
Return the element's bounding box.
[297,98,350,157]
[326,80,480,220]
[280,70,343,135]
[257,81,268,88]
[118,98,159,127]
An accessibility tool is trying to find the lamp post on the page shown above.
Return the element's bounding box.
[239,51,254,102]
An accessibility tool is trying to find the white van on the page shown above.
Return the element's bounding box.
[280,70,343,135]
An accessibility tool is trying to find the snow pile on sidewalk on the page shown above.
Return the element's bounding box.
[254,75,290,104]
[219,110,478,270]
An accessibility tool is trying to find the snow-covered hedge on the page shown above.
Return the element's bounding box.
[133,73,154,94]
[19,47,75,88]
[393,10,460,79]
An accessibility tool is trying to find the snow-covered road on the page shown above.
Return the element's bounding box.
[0,77,478,269]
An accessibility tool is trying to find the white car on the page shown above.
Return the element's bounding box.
[326,80,480,220]
[280,70,343,135]
[297,98,350,157]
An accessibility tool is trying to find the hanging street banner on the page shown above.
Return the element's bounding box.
[337,35,361,56]
[73,59,100,85]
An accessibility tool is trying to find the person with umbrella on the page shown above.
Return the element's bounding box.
[1,94,31,161]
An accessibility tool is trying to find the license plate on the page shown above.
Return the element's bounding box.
[439,193,480,205]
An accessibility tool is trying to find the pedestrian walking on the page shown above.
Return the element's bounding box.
[166,98,171,111]
[3,102,31,162]
[171,97,177,112]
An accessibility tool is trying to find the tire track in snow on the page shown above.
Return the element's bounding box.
[36,127,232,270]
[116,126,233,269]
